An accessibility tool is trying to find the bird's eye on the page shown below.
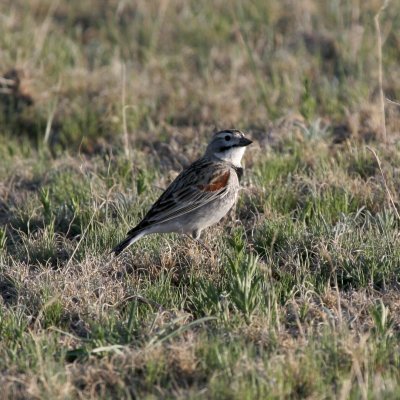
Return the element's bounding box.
[224,135,231,141]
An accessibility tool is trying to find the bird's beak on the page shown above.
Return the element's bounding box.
[239,137,253,147]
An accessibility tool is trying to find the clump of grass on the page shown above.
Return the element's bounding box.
[225,232,262,324]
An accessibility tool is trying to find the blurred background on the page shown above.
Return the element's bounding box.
[0,0,399,154]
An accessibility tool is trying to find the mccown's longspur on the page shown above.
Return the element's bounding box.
[112,129,252,255]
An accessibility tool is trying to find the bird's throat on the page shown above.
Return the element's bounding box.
[214,146,245,167]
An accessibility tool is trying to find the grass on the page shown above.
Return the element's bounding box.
[1,0,400,398]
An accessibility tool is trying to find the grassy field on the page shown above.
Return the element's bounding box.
[1,0,400,398]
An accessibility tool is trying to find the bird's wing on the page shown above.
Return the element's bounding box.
[129,159,231,233]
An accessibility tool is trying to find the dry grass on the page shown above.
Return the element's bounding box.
[1,0,400,399]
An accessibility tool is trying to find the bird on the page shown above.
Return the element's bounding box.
[112,129,252,255]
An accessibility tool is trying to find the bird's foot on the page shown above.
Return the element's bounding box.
[185,234,212,255]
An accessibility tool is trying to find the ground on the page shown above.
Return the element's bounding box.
[1,0,400,399]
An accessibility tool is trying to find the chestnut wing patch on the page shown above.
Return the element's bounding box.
[197,170,230,192]
[133,161,231,228]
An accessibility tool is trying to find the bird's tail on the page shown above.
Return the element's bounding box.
[112,229,146,256]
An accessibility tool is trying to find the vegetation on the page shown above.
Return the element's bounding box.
[1,0,400,398]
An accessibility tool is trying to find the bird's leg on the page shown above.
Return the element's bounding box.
[185,230,212,254]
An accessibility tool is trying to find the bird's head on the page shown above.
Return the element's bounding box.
[205,129,252,166]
